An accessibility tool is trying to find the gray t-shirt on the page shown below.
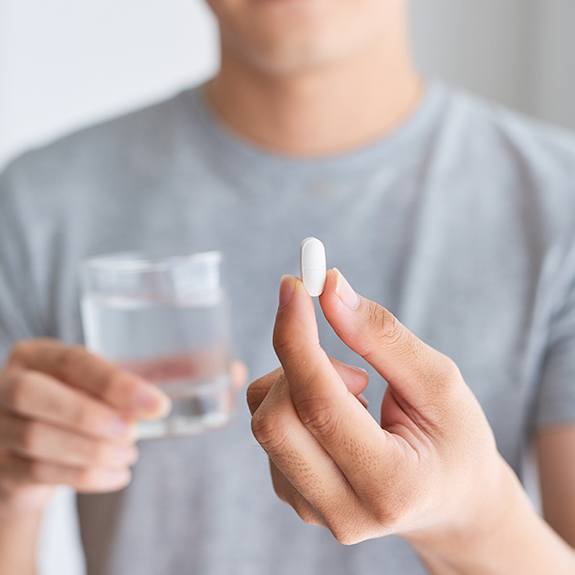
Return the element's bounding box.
[1,81,575,575]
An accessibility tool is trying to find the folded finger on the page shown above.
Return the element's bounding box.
[269,460,324,526]
[230,361,248,391]
[7,339,170,418]
[0,368,135,440]
[5,453,132,493]
[251,375,361,531]
[247,359,368,416]
[0,412,138,468]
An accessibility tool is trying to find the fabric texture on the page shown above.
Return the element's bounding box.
[1,81,575,575]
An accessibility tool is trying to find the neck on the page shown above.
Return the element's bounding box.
[205,26,422,157]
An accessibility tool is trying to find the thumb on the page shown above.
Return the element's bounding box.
[319,269,464,413]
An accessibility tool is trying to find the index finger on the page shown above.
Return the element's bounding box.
[319,269,464,416]
[273,276,403,498]
[8,339,170,418]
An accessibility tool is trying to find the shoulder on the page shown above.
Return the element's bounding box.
[436,84,575,249]
[444,86,575,174]
[440,84,575,194]
[0,85,203,212]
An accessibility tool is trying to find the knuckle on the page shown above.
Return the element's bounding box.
[293,396,338,437]
[100,369,129,398]
[438,355,463,384]
[425,355,464,405]
[328,524,362,546]
[246,383,266,414]
[251,411,287,452]
[69,344,87,356]
[247,372,283,414]
[69,405,92,431]
[3,371,30,411]
[301,514,319,526]
[89,442,110,465]
[367,303,403,348]
[272,329,298,361]
[270,466,289,503]
[272,481,289,503]
[57,345,85,374]
[7,341,33,366]
[294,503,320,526]
[75,467,97,488]
[371,497,405,528]
[27,459,46,482]
[19,422,41,452]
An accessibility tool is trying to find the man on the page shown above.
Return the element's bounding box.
[1,1,574,573]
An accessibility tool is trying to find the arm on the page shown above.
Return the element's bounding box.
[247,270,575,574]
[0,493,44,575]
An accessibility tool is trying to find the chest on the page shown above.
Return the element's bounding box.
[54,173,545,459]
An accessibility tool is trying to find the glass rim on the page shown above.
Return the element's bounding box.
[82,250,222,274]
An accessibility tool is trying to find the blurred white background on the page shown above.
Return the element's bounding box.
[0,1,574,574]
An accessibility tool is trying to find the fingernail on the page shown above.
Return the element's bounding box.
[334,268,359,310]
[357,394,369,409]
[134,385,172,417]
[107,417,133,438]
[279,275,296,309]
[347,365,368,377]
[102,469,132,487]
[111,445,139,466]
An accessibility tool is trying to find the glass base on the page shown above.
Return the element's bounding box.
[137,410,231,439]
[137,377,232,440]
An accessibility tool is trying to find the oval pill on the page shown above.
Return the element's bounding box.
[300,237,327,297]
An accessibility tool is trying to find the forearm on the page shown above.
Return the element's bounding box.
[0,499,43,575]
[408,462,575,575]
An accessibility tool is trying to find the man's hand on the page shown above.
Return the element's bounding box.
[0,339,247,575]
[0,339,171,512]
[248,269,569,573]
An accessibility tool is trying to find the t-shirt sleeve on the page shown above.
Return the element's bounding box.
[535,242,575,428]
[0,162,45,366]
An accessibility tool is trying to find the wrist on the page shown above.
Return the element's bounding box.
[406,457,529,571]
[0,487,52,519]
[0,492,44,575]
[406,457,575,575]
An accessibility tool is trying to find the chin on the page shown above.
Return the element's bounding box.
[210,0,393,74]
[235,32,350,75]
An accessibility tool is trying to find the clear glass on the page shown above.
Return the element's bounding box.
[80,251,232,440]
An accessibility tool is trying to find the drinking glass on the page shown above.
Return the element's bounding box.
[80,251,232,439]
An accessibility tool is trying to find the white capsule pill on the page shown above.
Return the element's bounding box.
[300,237,327,297]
